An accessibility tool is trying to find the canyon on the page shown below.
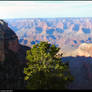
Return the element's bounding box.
[5,18,92,57]
[0,18,92,89]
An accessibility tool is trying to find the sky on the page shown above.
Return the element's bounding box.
[0,1,92,19]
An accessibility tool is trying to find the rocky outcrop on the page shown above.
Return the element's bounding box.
[71,43,92,57]
[0,20,5,62]
[0,20,20,62]
[0,20,30,89]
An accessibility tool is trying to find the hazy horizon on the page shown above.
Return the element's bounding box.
[0,1,92,19]
[2,17,92,20]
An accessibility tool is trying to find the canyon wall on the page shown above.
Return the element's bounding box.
[0,20,30,89]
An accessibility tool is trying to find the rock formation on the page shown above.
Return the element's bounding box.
[0,23,4,62]
[0,20,30,89]
[71,43,92,57]
[0,20,19,62]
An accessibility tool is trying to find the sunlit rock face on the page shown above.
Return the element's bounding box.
[5,18,92,56]
[72,43,92,57]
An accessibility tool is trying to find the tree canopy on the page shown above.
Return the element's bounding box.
[24,41,73,89]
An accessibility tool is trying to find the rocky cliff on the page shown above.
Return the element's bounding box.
[0,20,19,62]
[71,43,92,57]
[0,20,30,89]
[0,20,5,62]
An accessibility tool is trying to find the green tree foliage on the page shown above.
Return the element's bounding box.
[24,41,73,89]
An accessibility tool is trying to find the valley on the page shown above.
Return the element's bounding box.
[5,18,92,57]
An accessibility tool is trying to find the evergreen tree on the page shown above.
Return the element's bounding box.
[24,41,73,89]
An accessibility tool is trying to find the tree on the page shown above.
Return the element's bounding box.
[24,41,73,89]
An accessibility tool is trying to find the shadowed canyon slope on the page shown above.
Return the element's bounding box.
[0,20,30,62]
[0,20,30,89]
[62,56,92,89]
[5,18,92,57]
